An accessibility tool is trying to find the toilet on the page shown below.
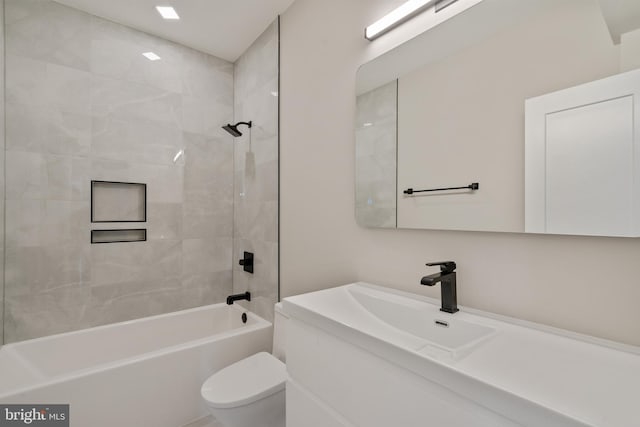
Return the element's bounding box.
[201,303,289,427]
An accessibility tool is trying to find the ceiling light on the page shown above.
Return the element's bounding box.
[365,0,437,41]
[142,52,161,61]
[156,6,180,20]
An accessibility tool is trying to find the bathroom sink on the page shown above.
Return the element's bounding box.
[282,283,496,360]
[284,283,640,426]
[347,285,496,359]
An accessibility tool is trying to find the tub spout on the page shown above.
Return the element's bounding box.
[227,292,251,305]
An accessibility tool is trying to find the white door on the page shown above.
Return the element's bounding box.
[525,69,640,236]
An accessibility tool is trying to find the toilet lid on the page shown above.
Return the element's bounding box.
[201,352,287,409]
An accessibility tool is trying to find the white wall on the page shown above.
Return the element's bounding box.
[621,28,640,71]
[280,0,640,346]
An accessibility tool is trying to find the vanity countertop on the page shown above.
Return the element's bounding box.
[283,282,640,427]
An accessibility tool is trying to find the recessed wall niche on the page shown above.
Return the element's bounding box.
[91,229,147,244]
[91,181,147,223]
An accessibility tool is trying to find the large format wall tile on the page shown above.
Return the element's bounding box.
[183,238,233,276]
[235,78,279,143]
[5,242,90,298]
[91,115,184,166]
[85,277,185,327]
[181,96,233,137]
[181,49,234,105]
[147,203,183,240]
[4,0,235,343]
[91,75,183,127]
[6,56,91,111]
[3,0,279,344]
[181,270,233,306]
[5,0,91,71]
[0,1,5,343]
[90,17,184,94]
[6,103,92,156]
[183,131,234,243]
[232,20,279,322]
[4,285,92,343]
[90,240,182,287]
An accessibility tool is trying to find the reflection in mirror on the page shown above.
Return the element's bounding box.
[355,0,640,236]
[355,80,398,228]
[525,69,640,237]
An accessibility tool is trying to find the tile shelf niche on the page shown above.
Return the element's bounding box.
[91,229,147,244]
[91,180,147,223]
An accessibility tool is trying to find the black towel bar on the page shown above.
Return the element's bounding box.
[404,182,479,195]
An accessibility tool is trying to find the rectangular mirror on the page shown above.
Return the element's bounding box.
[355,0,640,236]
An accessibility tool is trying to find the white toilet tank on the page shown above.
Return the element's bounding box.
[272,303,288,363]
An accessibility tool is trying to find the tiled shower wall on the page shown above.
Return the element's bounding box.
[0,0,5,344]
[232,20,279,322]
[4,0,235,342]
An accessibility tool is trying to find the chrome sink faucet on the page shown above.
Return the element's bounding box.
[421,261,459,314]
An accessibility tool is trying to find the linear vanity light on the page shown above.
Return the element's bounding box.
[365,0,437,40]
[156,6,180,20]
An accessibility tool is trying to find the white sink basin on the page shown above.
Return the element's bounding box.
[283,283,496,360]
[347,285,496,359]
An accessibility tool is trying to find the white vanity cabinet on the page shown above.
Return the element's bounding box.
[286,318,526,427]
[525,68,640,236]
[283,283,640,427]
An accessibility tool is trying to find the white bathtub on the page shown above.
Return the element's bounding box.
[0,303,272,427]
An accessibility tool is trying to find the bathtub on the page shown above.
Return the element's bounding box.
[0,303,272,427]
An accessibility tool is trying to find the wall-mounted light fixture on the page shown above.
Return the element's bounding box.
[365,0,461,41]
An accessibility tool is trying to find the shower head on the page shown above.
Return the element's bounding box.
[222,121,252,137]
[222,123,242,137]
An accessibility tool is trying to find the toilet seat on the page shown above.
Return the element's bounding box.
[201,352,287,409]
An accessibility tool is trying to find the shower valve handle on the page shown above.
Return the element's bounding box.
[239,252,254,274]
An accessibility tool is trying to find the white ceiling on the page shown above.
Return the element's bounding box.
[53,0,297,62]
